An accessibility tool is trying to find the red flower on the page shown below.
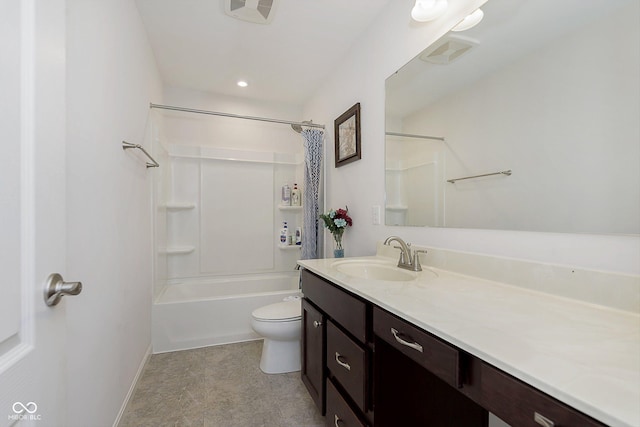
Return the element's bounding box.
[335,208,353,227]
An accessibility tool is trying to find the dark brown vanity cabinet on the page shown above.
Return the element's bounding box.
[301,270,606,427]
[301,269,373,426]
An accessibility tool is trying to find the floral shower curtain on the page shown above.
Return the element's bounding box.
[301,128,323,260]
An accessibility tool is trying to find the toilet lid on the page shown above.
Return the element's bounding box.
[252,300,301,322]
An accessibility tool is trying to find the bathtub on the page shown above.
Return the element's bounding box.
[152,272,301,353]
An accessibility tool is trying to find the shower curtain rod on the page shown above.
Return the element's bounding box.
[150,103,325,130]
[386,131,445,141]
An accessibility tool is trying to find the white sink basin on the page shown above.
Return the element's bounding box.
[333,260,417,282]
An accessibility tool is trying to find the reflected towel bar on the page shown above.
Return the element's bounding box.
[122,141,159,168]
[386,131,445,141]
[447,170,511,183]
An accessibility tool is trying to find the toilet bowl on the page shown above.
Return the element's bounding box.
[251,298,302,374]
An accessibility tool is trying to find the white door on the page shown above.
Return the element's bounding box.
[0,0,69,425]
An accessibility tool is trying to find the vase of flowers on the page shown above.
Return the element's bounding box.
[320,206,353,258]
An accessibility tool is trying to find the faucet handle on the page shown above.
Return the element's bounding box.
[413,250,428,271]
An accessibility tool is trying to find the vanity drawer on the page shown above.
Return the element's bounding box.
[302,269,367,343]
[327,320,368,412]
[326,378,370,427]
[480,362,605,427]
[373,307,460,388]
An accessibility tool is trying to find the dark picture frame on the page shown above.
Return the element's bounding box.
[334,103,361,167]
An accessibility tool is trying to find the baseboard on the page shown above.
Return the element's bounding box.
[112,344,152,427]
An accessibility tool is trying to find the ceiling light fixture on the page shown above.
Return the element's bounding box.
[237,80,248,87]
[411,0,448,22]
[451,8,484,32]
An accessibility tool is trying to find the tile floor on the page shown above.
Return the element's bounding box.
[119,341,324,427]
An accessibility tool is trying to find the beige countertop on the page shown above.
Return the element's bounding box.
[298,255,640,427]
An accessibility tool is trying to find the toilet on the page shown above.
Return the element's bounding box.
[251,298,302,374]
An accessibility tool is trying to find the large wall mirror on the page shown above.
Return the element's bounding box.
[385,0,639,234]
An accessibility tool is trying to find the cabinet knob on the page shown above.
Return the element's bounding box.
[534,412,555,427]
[334,414,343,427]
[313,320,322,328]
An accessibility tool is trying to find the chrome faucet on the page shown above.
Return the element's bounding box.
[383,236,426,271]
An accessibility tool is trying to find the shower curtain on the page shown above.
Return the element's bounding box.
[301,128,323,260]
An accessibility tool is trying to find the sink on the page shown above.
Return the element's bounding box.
[333,260,417,282]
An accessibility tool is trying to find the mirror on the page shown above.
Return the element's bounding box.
[385,0,639,234]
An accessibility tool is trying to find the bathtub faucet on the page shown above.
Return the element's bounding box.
[383,236,425,271]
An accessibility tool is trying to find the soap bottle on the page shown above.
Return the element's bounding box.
[295,227,302,245]
[281,184,291,206]
[279,222,289,245]
[291,183,301,206]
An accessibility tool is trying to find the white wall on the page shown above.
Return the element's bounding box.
[65,0,162,425]
[163,86,304,152]
[303,0,640,275]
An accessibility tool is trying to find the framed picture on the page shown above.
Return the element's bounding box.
[334,103,361,167]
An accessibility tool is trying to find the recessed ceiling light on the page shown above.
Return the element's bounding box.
[237,80,248,88]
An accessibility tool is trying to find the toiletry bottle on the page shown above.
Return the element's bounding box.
[287,227,293,246]
[279,222,288,245]
[291,183,301,206]
[281,184,291,206]
[295,227,302,245]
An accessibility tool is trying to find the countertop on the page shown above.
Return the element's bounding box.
[298,255,640,427]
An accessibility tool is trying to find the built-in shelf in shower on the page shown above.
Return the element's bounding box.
[385,205,408,211]
[163,203,196,211]
[161,246,196,255]
[278,245,302,250]
[278,205,302,211]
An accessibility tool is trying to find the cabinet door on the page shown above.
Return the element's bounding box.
[302,298,325,414]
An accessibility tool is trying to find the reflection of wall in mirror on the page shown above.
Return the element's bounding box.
[395,2,639,233]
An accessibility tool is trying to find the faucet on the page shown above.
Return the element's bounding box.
[383,236,426,271]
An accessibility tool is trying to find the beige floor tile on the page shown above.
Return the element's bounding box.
[119,341,324,427]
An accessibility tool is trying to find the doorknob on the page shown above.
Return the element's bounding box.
[44,273,82,306]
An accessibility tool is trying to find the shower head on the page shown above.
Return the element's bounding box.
[291,120,313,134]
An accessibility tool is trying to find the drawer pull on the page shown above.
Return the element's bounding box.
[334,414,343,426]
[391,327,423,353]
[313,320,322,328]
[534,412,555,427]
[335,352,351,371]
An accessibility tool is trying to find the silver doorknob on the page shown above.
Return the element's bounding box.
[44,273,82,307]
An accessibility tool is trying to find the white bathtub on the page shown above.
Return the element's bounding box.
[152,272,301,353]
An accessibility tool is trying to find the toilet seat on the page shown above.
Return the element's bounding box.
[252,300,301,322]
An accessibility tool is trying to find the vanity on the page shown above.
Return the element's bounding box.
[298,248,640,427]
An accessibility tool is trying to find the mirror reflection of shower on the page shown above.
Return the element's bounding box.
[385,132,446,227]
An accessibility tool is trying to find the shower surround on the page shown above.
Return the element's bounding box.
[151,107,306,352]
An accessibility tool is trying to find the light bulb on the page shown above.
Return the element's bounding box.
[237,80,248,88]
[451,8,484,32]
[411,0,448,22]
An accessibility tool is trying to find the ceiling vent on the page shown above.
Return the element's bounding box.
[224,0,276,25]
[419,35,478,65]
